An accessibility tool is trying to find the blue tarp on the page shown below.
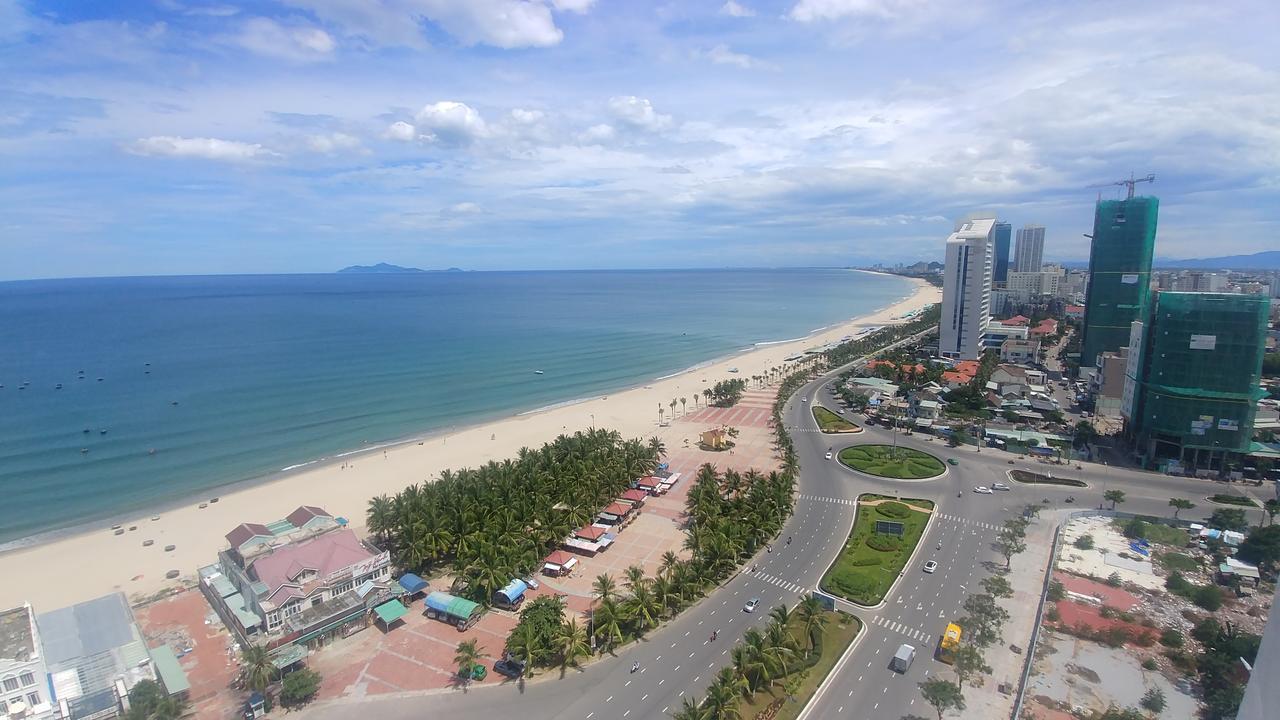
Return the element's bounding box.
[1128,542,1150,557]
[399,573,428,594]
[494,579,528,604]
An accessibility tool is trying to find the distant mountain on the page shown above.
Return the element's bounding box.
[337,263,425,274]
[1154,251,1280,270]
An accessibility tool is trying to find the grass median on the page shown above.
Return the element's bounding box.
[812,406,861,433]
[838,444,944,479]
[738,610,861,720]
[820,494,934,606]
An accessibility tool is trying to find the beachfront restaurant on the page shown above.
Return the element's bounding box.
[597,502,635,527]
[564,525,615,556]
[619,488,648,508]
[542,550,579,577]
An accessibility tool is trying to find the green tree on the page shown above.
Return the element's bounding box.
[918,678,965,720]
[593,573,617,602]
[239,645,277,696]
[1209,507,1249,533]
[1237,525,1280,572]
[279,668,322,707]
[796,596,827,653]
[996,526,1027,569]
[123,679,185,720]
[1168,497,1195,520]
[1104,489,1126,510]
[960,594,1009,648]
[555,618,590,673]
[507,595,566,668]
[979,574,1013,599]
[951,644,991,691]
[703,671,742,719]
[1264,499,1280,527]
[454,639,484,685]
[1140,687,1166,715]
[670,696,707,720]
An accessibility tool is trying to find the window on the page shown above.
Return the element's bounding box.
[18,672,33,687]
[2,677,17,692]
[26,691,39,706]
[0,701,7,714]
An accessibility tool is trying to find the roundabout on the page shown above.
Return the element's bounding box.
[837,443,945,480]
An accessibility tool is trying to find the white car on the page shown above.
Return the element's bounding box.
[802,397,808,403]
[922,561,938,573]
[992,482,1011,491]
[743,598,760,613]
[972,486,994,494]
[825,451,833,460]
[836,408,845,415]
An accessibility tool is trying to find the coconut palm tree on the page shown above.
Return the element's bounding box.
[623,564,648,592]
[555,618,590,673]
[453,638,484,686]
[796,596,827,653]
[671,696,707,720]
[505,619,543,673]
[659,550,680,578]
[592,597,625,652]
[592,574,617,602]
[705,667,744,717]
[239,645,276,696]
[680,397,687,415]
[625,583,662,633]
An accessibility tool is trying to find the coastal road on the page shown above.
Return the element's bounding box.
[302,361,1251,720]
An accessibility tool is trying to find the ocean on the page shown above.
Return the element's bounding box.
[0,269,911,545]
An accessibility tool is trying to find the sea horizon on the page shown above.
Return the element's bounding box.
[0,268,913,547]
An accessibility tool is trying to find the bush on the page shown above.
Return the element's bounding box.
[1131,631,1156,647]
[876,501,911,519]
[1165,571,1192,594]
[1106,572,1124,588]
[1101,627,1129,648]
[1164,649,1195,672]
[1142,658,1158,670]
[1100,606,1118,619]
[1160,628,1184,648]
[866,533,903,552]
[1123,519,1149,539]
[1047,580,1065,601]
[1046,607,1061,622]
[280,669,322,707]
[1192,585,1223,611]
[852,557,882,567]
[1210,493,1257,507]
[1074,534,1095,550]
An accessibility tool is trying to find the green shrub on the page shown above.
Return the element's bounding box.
[1045,607,1061,622]
[1101,627,1129,648]
[1131,631,1156,647]
[1047,580,1065,601]
[1142,658,1158,670]
[852,557,882,567]
[1123,519,1149,539]
[1165,571,1192,594]
[1100,606,1117,619]
[1210,493,1257,507]
[1158,552,1200,572]
[1106,572,1123,588]
[866,533,903,552]
[1192,585,1223,611]
[1074,534,1095,550]
[876,501,911,519]
[1160,628,1184,648]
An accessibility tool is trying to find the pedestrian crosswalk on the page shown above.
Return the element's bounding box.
[746,570,808,595]
[796,493,856,506]
[870,614,930,646]
[934,512,999,531]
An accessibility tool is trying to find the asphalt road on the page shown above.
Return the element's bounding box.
[303,359,1263,720]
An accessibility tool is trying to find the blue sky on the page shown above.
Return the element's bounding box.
[1,0,1277,279]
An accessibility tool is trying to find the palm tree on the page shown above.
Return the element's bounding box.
[705,667,744,717]
[796,596,826,653]
[680,397,687,415]
[671,696,707,720]
[1169,497,1195,520]
[366,495,394,544]
[593,574,617,602]
[1104,489,1126,510]
[239,645,276,696]
[623,564,648,592]
[625,583,662,633]
[769,604,793,631]
[505,619,543,672]
[555,618,590,673]
[1265,499,1279,527]
[453,638,484,686]
[659,550,680,578]
[592,597,625,652]
[670,399,678,419]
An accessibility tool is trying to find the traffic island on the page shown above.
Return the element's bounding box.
[811,406,861,433]
[837,444,944,479]
[1008,469,1088,488]
[737,610,861,720]
[820,494,934,606]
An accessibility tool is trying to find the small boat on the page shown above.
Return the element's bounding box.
[83,428,91,434]
[96,377,104,382]
[164,544,175,552]
[100,429,108,435]
[142,540,154,547]
[171,401,179,406]
[55,383,63,389]
[534,370,545,375]
[80,448,88,453]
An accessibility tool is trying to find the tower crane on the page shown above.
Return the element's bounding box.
[1087,173,1155,200]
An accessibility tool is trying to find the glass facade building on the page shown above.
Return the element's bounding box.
[992,221,1011,284]
[1080,196,1159,367]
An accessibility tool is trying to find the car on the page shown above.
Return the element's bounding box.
[922,560,938,573]
[522,576,540,590]
[459,662,487,681]
[743,597,761,613]
[972,486,993,494]
[493,657,526,679]
[802,397,808,402]
[946,458,959,466]
[837,408,845,415]
[825,451,833,460]
[992,482,1010,491]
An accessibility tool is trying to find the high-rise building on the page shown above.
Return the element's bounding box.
[1122,292,1270,469]
[1013,224,1045,273]
[1006,270,1063,302]
[993,221,1011,283]
[940,216,995,360]
[1080,196,1158,367]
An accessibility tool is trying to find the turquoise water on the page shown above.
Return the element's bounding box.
[0,269,911,544]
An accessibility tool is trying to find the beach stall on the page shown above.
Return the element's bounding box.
[597,502,635,526]
[619,488,648,508]
[373,599,409,630]
[542,550,579,577]
[492,579,530,610]
[423,591,483,631]
[398,573,429,603]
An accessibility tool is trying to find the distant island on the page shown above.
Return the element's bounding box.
[337,263,465,274]
[1154,250,1280,271]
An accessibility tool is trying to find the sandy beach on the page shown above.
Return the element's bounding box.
[0,277,939,612]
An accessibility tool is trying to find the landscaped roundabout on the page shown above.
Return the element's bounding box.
[837,444,946,480]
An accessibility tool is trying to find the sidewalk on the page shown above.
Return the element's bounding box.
[954,507,1066,718]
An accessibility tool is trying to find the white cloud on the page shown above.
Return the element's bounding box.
[551,0,596,12]
[509,108,545,124]
[580,123,616,144]
[236,17,335,61]
[720,1,756,17]
[789,0,920,22]
[704,44,768,69]
[606,96,672,132]
[126,136,278,162]
[445,201,483,214]
[306,132,364,154]
[414,101,487,144]
[384,121,417,142]
[282,0,567,49]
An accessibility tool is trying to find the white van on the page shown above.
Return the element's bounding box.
[890,643,916,673]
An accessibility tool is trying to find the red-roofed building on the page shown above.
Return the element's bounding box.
[542,550,578,576]
[574,525,608,541]
[602,502,633,518]
[1005,315,1031,326]
[1065,305,1085,320]
[620,488,648,505]
[226,523,273,555]
[1030,318,1059,338]
[867,360,928,376]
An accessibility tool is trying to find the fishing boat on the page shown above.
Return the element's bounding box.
[534,370,545,375]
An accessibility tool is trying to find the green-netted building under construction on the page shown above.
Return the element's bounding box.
[1080,196,1159,368]
[1122,292,1270,469]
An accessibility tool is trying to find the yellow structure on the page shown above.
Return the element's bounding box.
[938,622,962,664]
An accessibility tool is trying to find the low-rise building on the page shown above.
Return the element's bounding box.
[1000,338,1040,364]
[0,605,53,720]
[1091,348,1129,419]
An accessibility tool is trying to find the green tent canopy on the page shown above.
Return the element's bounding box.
[374,599,408,626]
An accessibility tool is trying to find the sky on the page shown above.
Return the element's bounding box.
[1,0,1278,280]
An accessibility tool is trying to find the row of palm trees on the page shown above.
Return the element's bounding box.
[823,304,941,369]
[671,598,830,720]
[366,428,664,604]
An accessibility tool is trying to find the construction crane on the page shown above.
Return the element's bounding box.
[1087,173,1155,200]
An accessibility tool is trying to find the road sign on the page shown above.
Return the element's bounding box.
[874,520,905,536]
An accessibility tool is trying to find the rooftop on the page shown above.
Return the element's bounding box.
[0,605,36,664]
[249,528,380,602]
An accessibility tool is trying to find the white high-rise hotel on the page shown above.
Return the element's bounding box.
[940,216,995,360]
[1014,224,1045,272]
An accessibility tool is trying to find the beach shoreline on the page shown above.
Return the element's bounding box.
[0,277,940,612]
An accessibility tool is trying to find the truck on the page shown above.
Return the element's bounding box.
[424,591,483,631]
[937,623,962,664]
[890,643,916,673]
